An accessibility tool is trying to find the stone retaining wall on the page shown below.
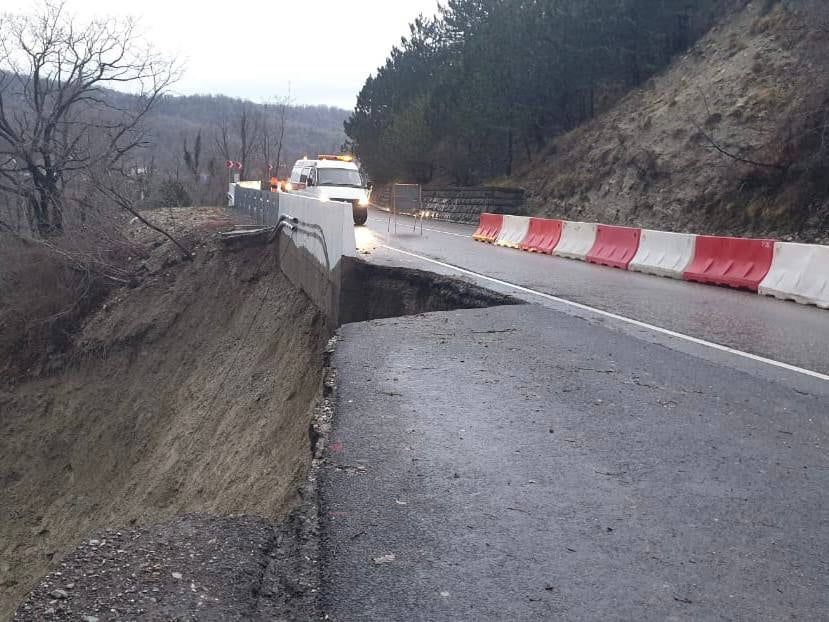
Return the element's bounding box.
[373,185,526,225]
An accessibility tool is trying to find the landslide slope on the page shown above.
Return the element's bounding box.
[516,0,829,243]
[0,217,329,619]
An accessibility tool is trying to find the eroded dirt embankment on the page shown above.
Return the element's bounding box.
[1,211,519,620]
[0,239,329,619]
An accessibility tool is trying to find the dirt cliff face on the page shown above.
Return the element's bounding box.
[516,0,829,243]
[0,233,329,620]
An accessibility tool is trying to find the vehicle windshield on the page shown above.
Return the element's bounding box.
[317,168,364,187]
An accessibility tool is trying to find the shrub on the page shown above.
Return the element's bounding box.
[151,180,193,209]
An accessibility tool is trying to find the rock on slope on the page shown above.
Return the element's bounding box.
[13,513,319,621]
[517,0,829,243]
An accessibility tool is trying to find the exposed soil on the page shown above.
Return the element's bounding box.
[512,0,829,243]
[1,207,519,620]
[0,214,329,620]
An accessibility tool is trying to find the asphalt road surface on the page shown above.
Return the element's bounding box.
[357,208,829,378]
[320,306,827,621]
[318,209,828,621]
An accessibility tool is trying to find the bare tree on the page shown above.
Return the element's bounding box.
[261,90,293,180]
[215,102,261,181]
[0,1,179,237]
[183,131,202,182]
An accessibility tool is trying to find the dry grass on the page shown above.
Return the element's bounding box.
[0,207,229,381]
[750,4,789,34]
[0,239,107,380]
[509,0,829,242]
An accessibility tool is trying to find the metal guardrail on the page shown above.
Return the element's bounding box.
[230,187,333,272]
[234,187,280,226]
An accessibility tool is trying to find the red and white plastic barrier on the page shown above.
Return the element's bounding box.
[472,213,503,243]
[683,236,775,292]
[469,212,827,310]
[759,242,829,308]
[629,230,696,279]
[521,218,562,254]
[587,225,641,270]
[553,221,597,261]
[495,215,531,249]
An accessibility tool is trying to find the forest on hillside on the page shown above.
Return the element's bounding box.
[139,95,347,206]
[346,0,737,185]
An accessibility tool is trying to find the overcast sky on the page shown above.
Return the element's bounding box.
[5,0,441,110]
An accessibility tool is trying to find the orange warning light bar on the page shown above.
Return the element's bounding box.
[318,154,354,162]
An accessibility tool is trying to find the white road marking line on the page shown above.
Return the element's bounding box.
[378,243,829,383]
[422,227,470,238]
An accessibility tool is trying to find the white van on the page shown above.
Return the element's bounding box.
[287,155,372,225]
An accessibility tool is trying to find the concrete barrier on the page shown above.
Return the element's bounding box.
[553,221,598,261]
[759,242,829,308]
[587,225,641,269]
[275,192,357,324]
[278,193,356,267]
[495,215,531,249]
[629,230,697,279]
[473,213,504,243]
[375,185,526,224]
[521,218,563,254]
[684,236,774,291]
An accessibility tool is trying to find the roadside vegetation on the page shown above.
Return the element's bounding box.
[0,2,347,376]
[346,0,733,184]
[347,0,829,240]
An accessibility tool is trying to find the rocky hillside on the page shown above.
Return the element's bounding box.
[515,0,829,243]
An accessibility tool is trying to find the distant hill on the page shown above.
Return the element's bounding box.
[0,78,349,208]
[113,93,349,206]
[143,94,348,179]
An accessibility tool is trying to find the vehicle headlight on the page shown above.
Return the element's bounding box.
[358,196,370,206]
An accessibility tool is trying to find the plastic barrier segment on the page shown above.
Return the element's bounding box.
[683,236,775,291]
[472,213,504,243]
[587,225,642,270]
[629,230,696,279]
[759,242,829,308]
[521,218,563,254]
[495,215,531,249]
[553,221,598,261]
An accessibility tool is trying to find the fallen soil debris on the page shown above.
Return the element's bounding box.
[13,512,319,621]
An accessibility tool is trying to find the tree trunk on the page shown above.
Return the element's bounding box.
[29,193,62,237]
[506,128,513,177]
[589,83,595,119]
